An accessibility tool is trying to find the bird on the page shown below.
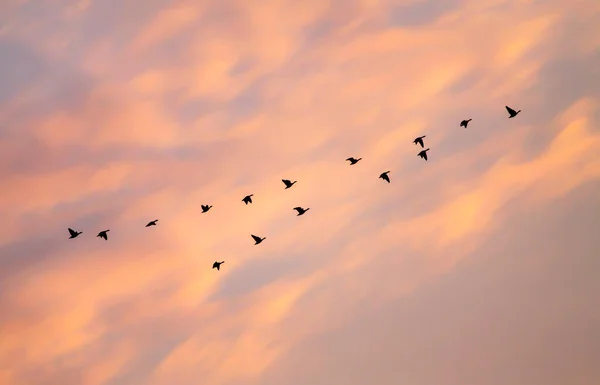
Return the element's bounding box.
[242,194,253,205]
[346,157,362,165]
[282,179,297,189]
[251,234,266,245]
[460,119,472,128]
[506,106,521,118]
[413,136,426,147]
[97,230,110,240]
[68,228,82,239]
[418,148,430,161]
[201,205,212,213]
[379,171,391,183]
[213,261,225,271]
[293,207,310,216]
[146,219,158,227]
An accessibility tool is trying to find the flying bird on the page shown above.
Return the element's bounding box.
[213,261,225,271]
[282,179,297,189]
[97,230,110,240]
[251,234,266,245]
[201,205,212,213]
[346,157,362,165]
[418,148,430,161]
[505,106,521,118]
[413,136,426,148]
[379,171,391,183]
[242,194,253,205]
[460,119,472,128]
[68,228,82,239]
[146,219,158,227]
[293,207,310,216]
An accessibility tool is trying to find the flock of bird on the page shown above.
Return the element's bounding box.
[66,105,522,271]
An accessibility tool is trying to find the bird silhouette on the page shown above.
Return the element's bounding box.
[68,228,82,239]
[213,261,225,271]
[418,148,430,161]
[346,157,362,165]
[201,205,212,213]
[251,234,266,245]
[242,194,253,205]
[506,106,521,118]
[282,179,297,189]
[145,219,158,227]
[293,207,310,216]
[460,119,472,128]
[97,230,110,240]
[379,171,391,183]
[413,136,426,148]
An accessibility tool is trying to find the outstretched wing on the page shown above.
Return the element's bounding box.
[423,152,428,161]
[251,234,261,242]
[506,106,516,115]
[68,228,77,236]
[101,232,107,240]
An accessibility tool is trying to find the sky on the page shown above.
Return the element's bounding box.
[0,0,599,384]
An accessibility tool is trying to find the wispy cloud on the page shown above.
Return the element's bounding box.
[1,0,599,384]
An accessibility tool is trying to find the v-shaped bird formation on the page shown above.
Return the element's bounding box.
[67,105,522,271]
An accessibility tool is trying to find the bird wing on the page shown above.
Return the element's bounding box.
[68,228,77,236]
[101,233,107,240]
[506,106,516,115]
[417,138,423,147]
[423,152,428,161]
[216,264,220,270]
[251,234,260,242]
[383,175,390,182]
[282,179,289,184]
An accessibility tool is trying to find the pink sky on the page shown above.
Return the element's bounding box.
[1,0,600,384]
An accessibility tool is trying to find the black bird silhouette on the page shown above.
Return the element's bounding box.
[293,207,310,216]
[97,230,110,240]
[251,234,266,245]
[346,157,362,165]
[201,205,212,213]
[242,194,253,205]
[460,119,472,128]
[379,171,391,183]
[213,261,225,271]
[506,106,521,118]
[413,136,426,147]
[418,148,430,161]
[68,228,82,239]
[146,219,158,227]
[282,179,296,189]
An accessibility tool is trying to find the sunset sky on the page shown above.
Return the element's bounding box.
[1,0,600,384]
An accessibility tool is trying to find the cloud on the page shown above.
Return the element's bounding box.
[0,0,599,384]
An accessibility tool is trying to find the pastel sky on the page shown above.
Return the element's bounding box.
[1,0,600,384]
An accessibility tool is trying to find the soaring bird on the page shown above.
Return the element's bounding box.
[97,230,110,240]
[251,234,266,245]
[413,136,426,148]
[379,171,391,183]
[293,207,310,216]
[346,157,362,165]
[68,228,82,239]
[506,106,521,118]
[146,219,158,227]
[242,194,253,205]
[201,204,212,213]
[282,179,297,189]
[460,119,472,128]
[418,148,430,161]
[213,261,225,271]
